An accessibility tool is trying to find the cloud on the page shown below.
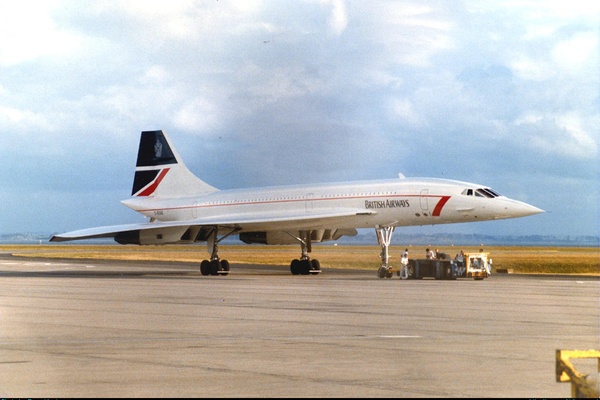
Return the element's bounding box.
[0,1,81,66]
[174,96,224,134]
[387,97,424,127]
[327,0,348,35]
[0,0,598,237]
[515,112,598,159]
[552,31,598,74]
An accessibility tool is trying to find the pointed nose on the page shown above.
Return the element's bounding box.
[503,199,545,218]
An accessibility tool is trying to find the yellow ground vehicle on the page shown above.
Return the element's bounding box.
[459,252,492,280]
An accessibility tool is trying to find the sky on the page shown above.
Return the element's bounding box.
[1,0,598,240]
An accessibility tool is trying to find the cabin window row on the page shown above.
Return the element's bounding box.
[202,192,401,206]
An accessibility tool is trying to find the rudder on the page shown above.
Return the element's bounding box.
[131,130,218,197]
[136,130,178,168]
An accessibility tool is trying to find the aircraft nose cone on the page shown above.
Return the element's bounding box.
[527,204,544,215]
[511,200,545,217]
[491,198,544,220]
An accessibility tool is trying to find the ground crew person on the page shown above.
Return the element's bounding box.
[400,249,409,279]
[455,250,465,276]
[426,248,435,259]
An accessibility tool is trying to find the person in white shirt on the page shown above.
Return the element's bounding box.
[426,248,435,259]
[400,249,409,279]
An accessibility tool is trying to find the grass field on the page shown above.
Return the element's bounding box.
[1,244,598,275]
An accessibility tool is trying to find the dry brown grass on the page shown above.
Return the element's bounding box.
[2,244,598,275]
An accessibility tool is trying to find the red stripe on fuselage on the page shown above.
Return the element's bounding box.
[137,168,170,196]
[432,196,451,216]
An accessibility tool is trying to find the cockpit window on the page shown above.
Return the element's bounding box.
[476,189,493,198]
[462,187,502,198]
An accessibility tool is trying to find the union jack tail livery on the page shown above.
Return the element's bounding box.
[131,130,217,197]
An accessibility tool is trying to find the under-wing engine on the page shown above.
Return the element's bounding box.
[239,229,358,245]
[115,226,192,245]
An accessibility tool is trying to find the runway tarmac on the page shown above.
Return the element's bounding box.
[0,252,598,398]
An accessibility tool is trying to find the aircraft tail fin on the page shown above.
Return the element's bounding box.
[130,130,218,197]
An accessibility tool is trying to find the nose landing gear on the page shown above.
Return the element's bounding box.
[376,225,395,279]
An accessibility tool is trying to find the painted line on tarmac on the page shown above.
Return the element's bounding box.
[0,334,423,346]
[0,260,98,272]
[377,335,421,339]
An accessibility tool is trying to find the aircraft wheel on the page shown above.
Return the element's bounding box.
[300,259,311,275]
[221,259,230,276]
[210,260,221,276]
[200,260,211,276]
[377,267,387,278]
[290,259,301,275]
[309,259,321,275]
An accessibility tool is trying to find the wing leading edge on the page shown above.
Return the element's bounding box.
[50,208,372,243]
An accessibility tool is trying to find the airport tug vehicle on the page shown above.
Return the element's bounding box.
[379,251,492,280]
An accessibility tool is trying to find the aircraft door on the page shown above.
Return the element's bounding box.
[305,193,314,213]
[420,189,429,215]
[192,201,198,218]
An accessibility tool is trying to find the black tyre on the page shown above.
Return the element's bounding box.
[300,259,311,275]
[210,260,221,276]
[200,260,211,276]
[309,259,321,275]
[290,259,301,275]
[221,259,230,276]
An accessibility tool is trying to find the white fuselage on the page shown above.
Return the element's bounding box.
[121,177,541,232]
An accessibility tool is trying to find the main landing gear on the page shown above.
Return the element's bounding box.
[200,258,230,276]
[199,227,238,276]
[199,228,321,276]
[376,225,395,279]
[288,230,321,275]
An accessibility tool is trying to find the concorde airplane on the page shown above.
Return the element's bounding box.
[51,130,544,276]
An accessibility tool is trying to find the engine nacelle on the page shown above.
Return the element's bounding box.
[239,231,297,245]
[115,226,190,245]
[239,229,358,245]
